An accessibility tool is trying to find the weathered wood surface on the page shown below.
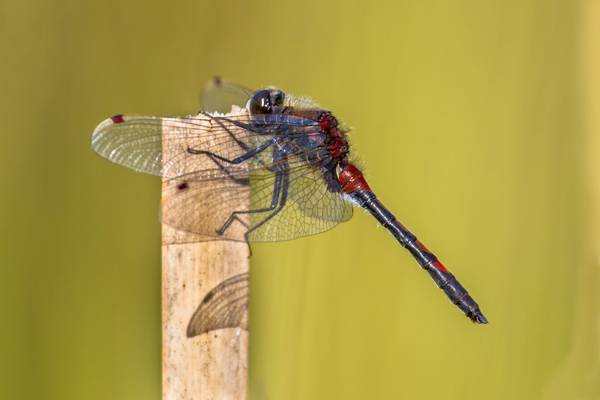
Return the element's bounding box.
[162,111,249,400]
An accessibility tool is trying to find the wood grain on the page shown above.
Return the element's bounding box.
[162,112,249,400]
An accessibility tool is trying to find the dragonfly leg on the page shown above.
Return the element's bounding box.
[198,153,250,185]
[187,139,273,185]
[216,170,285,237]
[187,136,274,164]
[204,113,274,171]
[244,170,289,241]
[204,112,254,151]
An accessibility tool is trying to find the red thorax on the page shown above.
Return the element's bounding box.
[317,111,349,161]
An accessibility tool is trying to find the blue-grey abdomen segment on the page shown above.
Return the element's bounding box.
[425,266,487,323]
[351,191,416,245]
[348,189,488,324]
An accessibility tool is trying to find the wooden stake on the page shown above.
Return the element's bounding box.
[161,112,250,400]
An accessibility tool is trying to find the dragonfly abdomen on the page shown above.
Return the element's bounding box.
[425,266,487,323]
[338,163,488,324]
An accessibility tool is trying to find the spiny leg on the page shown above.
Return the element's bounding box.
[210,114,281,171]
[187,136,274,165]
[244,170,289,242]
[187,137,275,184]
[216,171,284,237]
[205,112,255,152]
[194,152,249,185]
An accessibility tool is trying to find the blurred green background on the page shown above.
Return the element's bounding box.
[2,0,598,399]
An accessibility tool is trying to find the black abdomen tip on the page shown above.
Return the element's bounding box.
[470,309,488,324]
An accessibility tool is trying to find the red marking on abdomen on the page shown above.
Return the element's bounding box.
[338,164,371,193]
[433,260,448,272]
[415,240,430,253]
[111,114,125,123]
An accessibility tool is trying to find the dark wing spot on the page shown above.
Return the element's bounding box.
[111,114,125,123]
[202,291,215,304]
[177,182,189,191]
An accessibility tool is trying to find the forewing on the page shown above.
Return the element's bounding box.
[91,112,323,179]
[91,115,164,175]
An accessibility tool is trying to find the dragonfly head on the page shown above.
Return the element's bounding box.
[248,89,286,115]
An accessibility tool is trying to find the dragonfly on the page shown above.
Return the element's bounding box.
[91,78,488,324]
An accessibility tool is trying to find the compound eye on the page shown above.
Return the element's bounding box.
[249,90,273,115]
[271,90,285,107]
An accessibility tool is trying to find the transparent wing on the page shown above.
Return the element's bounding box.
[186,272,249,337]
[162,163,353,242]
[91,115,164,175]
[162,171,252,242]
[91,113,324,179]
[93,106,353,242]
[201,77,253,113]
[287,170,352,222]
[248,165,353,241]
